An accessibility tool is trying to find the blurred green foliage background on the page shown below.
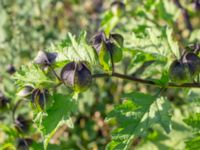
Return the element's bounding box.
[0,0,200,150]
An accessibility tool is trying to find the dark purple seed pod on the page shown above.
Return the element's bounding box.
[6,64,16,74]
[0,98,9,109]
[34,50,57,66]
[17,138,33,150]
[15,115,30,133]
[169,60,190,82]
[61,61,92,92]
[182,52,200,76]
[0,91,9,109]
[91,31,107,54]
[31,89,48,110]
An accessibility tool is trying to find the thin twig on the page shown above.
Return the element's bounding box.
[109,49,115,73]
[173,0,193,31]
[92,72,200,88]
[48,65,61,81]
[53,82,63,91]
[12,99,29,122]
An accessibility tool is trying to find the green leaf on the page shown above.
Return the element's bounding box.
[99,41,111,71]
[13,65,56,87]
[185,134,200,150]
[189,29,200,42]
[164,27,180,59]
[127,26,180,60]
[57,31,97,65]
[151,70,169,86]
[136,118,192,150]
[106,92,172,150]
[112,46,123,63]
[156,1,173,25]
[101,11,119,35]
[35,93,77,150]
[31,142,63,150]
[183,113,200,130]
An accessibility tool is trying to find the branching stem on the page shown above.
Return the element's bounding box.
[173,0,193,31]
[92,72,200,88]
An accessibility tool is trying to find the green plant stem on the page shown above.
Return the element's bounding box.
[53,82,63,90]
[49,65,61,81]
[109,51,115,73]
[92,72,200,88]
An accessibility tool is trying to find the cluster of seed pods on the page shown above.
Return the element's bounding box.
[169,52,200,82]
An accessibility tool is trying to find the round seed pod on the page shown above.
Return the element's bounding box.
[61,62,92,92]
[169,60,190,82]
[0,98,9,109]
[34,50,57,66]
[110,1,125,17]
[15,115,30,133]
[6,64,16,74]
[182,52,200,76]
[17,138,33,150]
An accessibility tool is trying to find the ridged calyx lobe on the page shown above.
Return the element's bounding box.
[31,89,48,110]
[91,31,123,64]
[34,50,57,66]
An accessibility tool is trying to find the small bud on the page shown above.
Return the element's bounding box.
[6,64,16,74]
[110,1,125,17]
[17,86,34,98]
[61,61,92,92]
[169,60,190,82]
[182,52,200,76]
[34,50,57,66]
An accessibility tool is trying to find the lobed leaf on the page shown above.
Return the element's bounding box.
[183,113,200,130]
[13,65,56,88]
[34,93,77,150]
[56,31,97,66]
[106,92,172,150]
